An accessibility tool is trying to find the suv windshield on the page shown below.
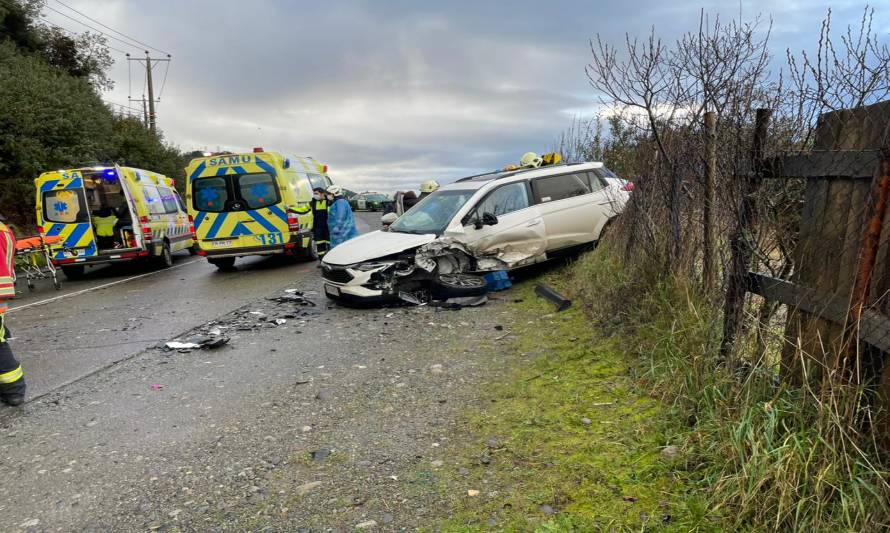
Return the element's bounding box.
[390,189,475,235]
[193,172,279,212]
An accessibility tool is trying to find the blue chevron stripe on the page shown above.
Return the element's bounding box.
[267,205,288,223]
[189,161,207,182]
[206,213,228,239]
[246,211,278,233]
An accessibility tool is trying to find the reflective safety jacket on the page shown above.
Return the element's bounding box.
[310,198,329,241]
[92,214,118,237]
[0,222,16,342]
[327,197,358,248]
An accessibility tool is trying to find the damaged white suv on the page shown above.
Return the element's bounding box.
[321,162,630,303]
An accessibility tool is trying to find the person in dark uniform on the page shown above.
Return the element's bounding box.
[310,187,330,262]
[0,216,25,406]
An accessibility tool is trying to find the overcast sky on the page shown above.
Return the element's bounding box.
[44,0,885,192]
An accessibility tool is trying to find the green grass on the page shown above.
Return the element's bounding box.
[427,281,712,531]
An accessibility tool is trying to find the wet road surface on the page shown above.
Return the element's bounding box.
[6,212,378,400]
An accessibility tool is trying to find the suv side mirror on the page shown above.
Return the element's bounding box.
[482,212,499,226]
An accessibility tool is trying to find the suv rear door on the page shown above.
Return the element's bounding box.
[459,181,546,268]
[530,171,608,251]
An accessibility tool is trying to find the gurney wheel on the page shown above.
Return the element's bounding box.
[53,277,61,290]
[27,280,34,292]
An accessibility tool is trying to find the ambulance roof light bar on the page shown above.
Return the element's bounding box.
[253,147,264,153]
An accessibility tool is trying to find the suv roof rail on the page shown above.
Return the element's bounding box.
[455,161,592,183]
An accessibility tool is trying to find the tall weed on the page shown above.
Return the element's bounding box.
[567,243,890,531]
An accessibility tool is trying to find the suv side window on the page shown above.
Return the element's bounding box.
[583,171,608,193]
[531,173,590,203]
[475,182,531,217]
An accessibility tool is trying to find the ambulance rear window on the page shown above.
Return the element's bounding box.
[237,173,278,209]
[194,177,229,212]
[192,172,280,212]
[43,189,89,224]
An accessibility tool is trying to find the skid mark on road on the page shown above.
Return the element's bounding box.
[8,259,200,314]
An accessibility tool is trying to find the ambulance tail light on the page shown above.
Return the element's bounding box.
[140,215,152,242]
[287,210,300,232]
[188,215,196,236]
[36,226,44,235]
[322,165,328,174]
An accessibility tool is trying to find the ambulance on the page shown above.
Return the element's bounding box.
[34,166,194,279]
[184,149,332,269]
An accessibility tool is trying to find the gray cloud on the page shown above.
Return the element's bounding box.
[48,1,880,192]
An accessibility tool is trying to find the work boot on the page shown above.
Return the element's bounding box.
[1,392,24,406]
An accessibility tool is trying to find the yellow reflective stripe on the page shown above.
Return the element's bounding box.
[0,365,22,384]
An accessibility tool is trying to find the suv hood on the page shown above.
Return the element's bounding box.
[322,230,438,266]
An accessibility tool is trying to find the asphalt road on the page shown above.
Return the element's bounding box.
[6,211,379,400]
[0,208,533,531]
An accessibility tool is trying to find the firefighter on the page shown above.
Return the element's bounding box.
[418,180,440,200]
[0,215,25,406]
[326,185,358,248]
[310,187,330,261]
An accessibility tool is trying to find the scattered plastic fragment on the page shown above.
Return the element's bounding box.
[150,384,163,391]
[165,341,201,350]
[534,283,572,312]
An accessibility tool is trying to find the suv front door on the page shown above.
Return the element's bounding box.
[457,181,546,268]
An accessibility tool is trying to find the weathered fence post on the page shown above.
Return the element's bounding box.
[842,154,890,382]
[703,111,717,292]
[719,108,771,363]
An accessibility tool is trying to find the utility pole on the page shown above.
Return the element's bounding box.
[126,51,171,135]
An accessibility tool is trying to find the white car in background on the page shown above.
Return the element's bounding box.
[321,162,631,303]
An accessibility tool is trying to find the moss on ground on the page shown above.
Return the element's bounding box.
[426,275,713,531]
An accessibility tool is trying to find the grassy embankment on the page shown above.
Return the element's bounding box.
[429,243,889,531]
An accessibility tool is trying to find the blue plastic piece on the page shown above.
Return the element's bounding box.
[483,270,512,291]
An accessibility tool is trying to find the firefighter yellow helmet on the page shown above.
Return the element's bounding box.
[542,152,563,166]
[520,152,543,168]
[420,180,440,194]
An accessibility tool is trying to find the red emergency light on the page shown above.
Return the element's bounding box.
[253,147,264,153]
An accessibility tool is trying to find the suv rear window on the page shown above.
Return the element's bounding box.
[531,173,590,203]
[193,172,280,212]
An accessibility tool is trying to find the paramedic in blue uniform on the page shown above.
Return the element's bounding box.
[0,216,25,406]
[310,187,330,260]
[325,185,358,248]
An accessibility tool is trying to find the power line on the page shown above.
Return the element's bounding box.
[42,3,147,52]
[52,0,171,56]
[157,60,170,100]
[37,15,129,55]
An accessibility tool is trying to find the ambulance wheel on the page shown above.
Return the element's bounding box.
[158,242,174,268]
[209,257,236,271]
[61,265,85,280]
[295,237,318,262]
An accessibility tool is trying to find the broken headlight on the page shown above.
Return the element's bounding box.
[354,262,393,272]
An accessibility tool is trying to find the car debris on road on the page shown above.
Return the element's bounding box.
[161,289,318,352]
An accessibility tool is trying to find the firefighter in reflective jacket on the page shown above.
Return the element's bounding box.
[310,187,330,260]
[0,217,25,406]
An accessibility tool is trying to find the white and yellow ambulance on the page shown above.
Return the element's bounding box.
[34,166,194,279]
[184,149,332,269]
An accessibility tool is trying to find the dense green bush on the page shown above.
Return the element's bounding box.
[0,1,185,229]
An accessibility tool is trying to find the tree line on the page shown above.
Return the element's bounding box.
[0,0,188,230]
